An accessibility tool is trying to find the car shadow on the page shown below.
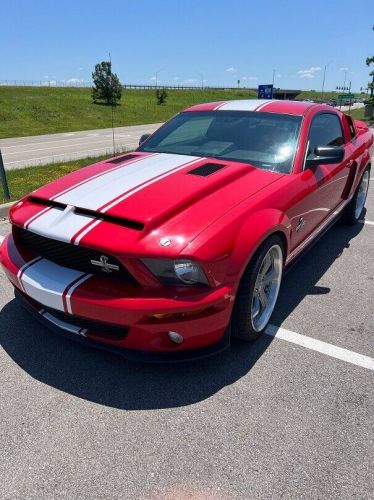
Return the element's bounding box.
[272,216,364,325]
[0,218,364,410]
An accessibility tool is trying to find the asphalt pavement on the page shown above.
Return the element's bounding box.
[0,177,373,499]
[0,123,162,170]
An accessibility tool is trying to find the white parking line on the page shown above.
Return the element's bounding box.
[266,325,374,371]
[359,219,374,226]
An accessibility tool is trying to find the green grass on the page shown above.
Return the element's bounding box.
[346,106,373,123]
[1,153,114,203]
[297,90,365,101]
[0,86,257,139]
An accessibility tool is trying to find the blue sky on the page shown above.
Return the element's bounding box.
[1,0,372,92]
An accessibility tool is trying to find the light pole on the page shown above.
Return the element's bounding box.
[155,68,165,88]
[272,70,276,99]
[321,61,332,102]
[343,70,347,90]
[196,71,204,90]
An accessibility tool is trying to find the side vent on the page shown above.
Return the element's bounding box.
[188,163,226,177]
[107,154,139,164]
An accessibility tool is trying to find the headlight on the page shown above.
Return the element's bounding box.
[141,258,209,286]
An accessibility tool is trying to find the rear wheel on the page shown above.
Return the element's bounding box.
[343,168,370,224]
[232,235,284,341]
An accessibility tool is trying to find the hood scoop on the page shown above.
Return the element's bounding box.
[27,196,144,231]
[107,154,139,164]
[188,162,226,177]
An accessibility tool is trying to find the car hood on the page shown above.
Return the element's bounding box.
[12,152,283,254]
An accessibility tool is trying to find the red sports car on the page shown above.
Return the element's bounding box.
[1,100,372,361]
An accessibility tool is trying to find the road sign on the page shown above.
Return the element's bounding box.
[337,93,354,99]
[258,84,273,99]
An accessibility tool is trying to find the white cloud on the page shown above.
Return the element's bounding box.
[241,76,258,81]
[149,76,157,81]
[340,67,348,71]
[43,75,49,79]
[184,78,197,84]
[276,74,281,78]
[226,67,237,73]
[78,67,84,71]
[67,78,83,83]
[41,80,57,86]
[297,66,321,78]
[173,76,180,81]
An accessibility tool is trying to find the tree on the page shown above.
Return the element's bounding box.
[92,61,122,105]
[365,27,374,101]
[155,88,168,105]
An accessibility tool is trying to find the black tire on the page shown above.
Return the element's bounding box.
[343,167,370,225]
[231,235,284,342]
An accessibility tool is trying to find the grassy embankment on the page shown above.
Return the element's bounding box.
[0,86,368,139]
[0,86,257,139]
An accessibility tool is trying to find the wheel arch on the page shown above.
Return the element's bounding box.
[227,208,291,289]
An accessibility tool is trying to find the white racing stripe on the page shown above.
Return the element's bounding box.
[49,152,147,201]
[100,156,204,214]
[20,259,86,312]
[54,153,199,210]
[265,325,374,371]
[27,206,97,243]
[26,153,201,245]
[64,273,92,314]
[215,99,272,111]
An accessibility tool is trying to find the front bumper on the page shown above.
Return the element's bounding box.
[1,234,233,360]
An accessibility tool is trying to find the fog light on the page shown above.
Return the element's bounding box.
[168,331,184,344]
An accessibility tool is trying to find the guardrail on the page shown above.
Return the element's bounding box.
[0,80,255,91]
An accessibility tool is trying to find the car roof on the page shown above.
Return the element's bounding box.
[185,99,319,116]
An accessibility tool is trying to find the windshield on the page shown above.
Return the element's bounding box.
[138,110,302,173]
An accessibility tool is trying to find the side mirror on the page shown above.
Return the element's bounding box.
[305,145,345,168]
[139,133,151,146]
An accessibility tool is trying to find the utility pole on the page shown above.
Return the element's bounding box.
[343,69,347,91]
[155,68,165,89]
[321,61,331,102]
[109,52,115,154]
[196,71,204,90]
[271,70,276,100]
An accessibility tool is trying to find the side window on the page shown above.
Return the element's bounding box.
[307,113,344,157]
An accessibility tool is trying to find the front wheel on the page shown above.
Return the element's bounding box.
[232,235,284,342]
[343,168,370,224]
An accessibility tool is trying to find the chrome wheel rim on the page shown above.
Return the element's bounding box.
[355,170,369,220]
[251,245,283,332]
